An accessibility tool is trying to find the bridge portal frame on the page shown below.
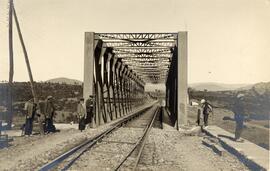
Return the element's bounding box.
[84,32,188,129]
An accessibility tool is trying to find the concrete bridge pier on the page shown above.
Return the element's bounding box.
[177,32,188,128]
[83,32,95,127]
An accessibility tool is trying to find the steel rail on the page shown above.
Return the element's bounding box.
[38,104,155,171]
[132,107,160,171]
[113,107,160,171]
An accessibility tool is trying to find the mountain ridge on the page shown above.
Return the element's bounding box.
[189,82,253,91]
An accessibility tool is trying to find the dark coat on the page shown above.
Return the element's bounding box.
[232,99,245,123]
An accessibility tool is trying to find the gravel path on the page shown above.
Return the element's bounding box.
[136,125,249,171]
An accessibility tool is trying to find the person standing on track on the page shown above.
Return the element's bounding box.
[77,98,86,131]
[200,99,213,127]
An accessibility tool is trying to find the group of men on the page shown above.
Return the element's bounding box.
[197,93,246,142]
[23,95,95,136]
[23,96,55,136]
[23,92,246,142]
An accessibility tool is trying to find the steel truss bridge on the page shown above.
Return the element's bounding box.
[84,32,188,129]
[4,0,185,131]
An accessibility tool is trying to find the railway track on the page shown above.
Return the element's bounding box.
[39,104,161,171]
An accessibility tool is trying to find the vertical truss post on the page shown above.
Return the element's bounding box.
[107,53,114,120]
[111,57,118,118]
[104,51,113,121]
[98,47,107,124]
[119,64,125,115]
[115,61,122,117]
[134,78,138,107]
[177,32,188,127]
[166,48,178,127]
[129,75,133,110]
[94,40,101,126]
[127,71,131,112]
[123,67,128,114]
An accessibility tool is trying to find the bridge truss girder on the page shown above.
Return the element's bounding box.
[94,33,176,84]
[84,32,188,129]
[84,33,146,126]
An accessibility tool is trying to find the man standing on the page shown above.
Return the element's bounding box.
[37,100,46,135]
[159,99,165,129]
[196,108,201,126]
[85,95,95,127]
[23,99,37,136]
[44,96,55,133]
[77,98,86,131]
[232,93,246,142]
[201,99,213,127]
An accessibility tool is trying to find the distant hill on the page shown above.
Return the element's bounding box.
[46,77,82,85]
[189,82,252,91]
[252,82,270,95]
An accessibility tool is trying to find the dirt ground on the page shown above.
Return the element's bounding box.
[188,106,270,150]
[136,126,248,171]
[0,106,252,171]
[0,124,112,171]
[0,105,154,170]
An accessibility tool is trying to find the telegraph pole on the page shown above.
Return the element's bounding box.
[7,0,14,129]
[13,4,38,103]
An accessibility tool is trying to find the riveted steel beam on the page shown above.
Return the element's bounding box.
[95,33,177,41]
[95,33,177,85]
[115,53,172,58]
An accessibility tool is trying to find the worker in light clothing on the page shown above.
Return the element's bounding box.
[23,99,37,136]
[77,98,86,131]
[200,99,213,127]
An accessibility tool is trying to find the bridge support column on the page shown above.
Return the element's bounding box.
[84,32,95,127]
[177,31,188,127]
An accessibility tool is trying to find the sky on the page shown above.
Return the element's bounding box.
[0,0,270,85]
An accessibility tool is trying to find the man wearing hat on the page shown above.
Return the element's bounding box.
[44,96,56,133]
[85,95,95,127]
[200,99,213,127]
[23,98,37,136]
[232,93,246,142]
[77,97,86,131]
